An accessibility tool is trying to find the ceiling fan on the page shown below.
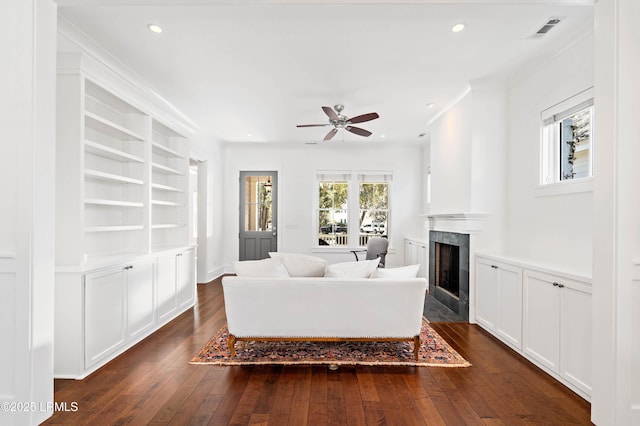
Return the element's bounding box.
[296,104,380,141]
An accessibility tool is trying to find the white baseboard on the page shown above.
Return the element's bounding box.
[203,266,226,284]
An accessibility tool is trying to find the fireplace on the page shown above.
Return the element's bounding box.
[429,231,470,321]
[434,242,460,297]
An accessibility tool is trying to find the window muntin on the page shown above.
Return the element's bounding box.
[541,90,593,186]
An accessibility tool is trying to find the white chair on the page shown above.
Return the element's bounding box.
[351,237,389,268]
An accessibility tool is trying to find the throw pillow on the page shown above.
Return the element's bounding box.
[371,264,421,279]
[233,258,290,277]
[325,258,380,278]
[268,252,327,277]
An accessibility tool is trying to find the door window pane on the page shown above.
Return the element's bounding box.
[244,175,273,231]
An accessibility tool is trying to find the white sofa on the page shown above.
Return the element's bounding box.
[221,275,428,360]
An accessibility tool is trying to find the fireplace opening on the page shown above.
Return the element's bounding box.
[429,231,469,321]
[435,242,460,297]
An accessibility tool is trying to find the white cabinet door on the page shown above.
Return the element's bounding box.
[126,260,155,340]
[560,281,592,396]
[523,271,561,372]
[177,249,196,309]
[475,258,499,330]
[156,253,177,323]
[475,258,523,350]
[84,266,126,369]
[405,239,428,278]
[415,242,428,279]
[496,263,523,349]
[404,240,416,266]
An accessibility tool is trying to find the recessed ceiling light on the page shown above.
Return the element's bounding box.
[147,24,163,34]
[426,103,435,109]
[379,134,386,138]
[451,23,465,33]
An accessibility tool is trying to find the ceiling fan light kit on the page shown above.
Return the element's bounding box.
[297,104,379,141]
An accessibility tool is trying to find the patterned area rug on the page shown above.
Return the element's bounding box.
[190,318,470,367]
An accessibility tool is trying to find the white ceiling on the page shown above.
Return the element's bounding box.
[56,1,593,144]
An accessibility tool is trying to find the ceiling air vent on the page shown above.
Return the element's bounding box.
[528,17,564,39]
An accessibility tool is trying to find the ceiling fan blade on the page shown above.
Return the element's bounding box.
[296,124,329,127]
[322,106,339,121]
[346,126,372,137]
[348,112,379,124]
[324,128,338,141]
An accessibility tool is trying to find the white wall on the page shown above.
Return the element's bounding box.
[222,142,424,268]
[189,134,227,283]
[505,33,594,276]
[429,96,473,214]
[427,84,508,254]
[592,0,640,423]
[1,0,57,424]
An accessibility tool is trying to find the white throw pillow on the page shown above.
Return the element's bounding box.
[268,252,328,277]
[325,258,380,278]
[233,258,290,277]
[371,264,421,279]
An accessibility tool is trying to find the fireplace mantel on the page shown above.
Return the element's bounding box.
[423,212,489,234]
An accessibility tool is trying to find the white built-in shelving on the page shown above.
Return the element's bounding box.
[150,119,188,252]
[55,53,195,379]
[81,79,148,259]
[56,68,190,266]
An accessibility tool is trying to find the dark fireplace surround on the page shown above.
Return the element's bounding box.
[429,230,470,321]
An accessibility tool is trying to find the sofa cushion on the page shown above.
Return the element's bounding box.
[325,258,380,278]
[268,252,327,277]
[371,264,421,279]
[233,258,290,277]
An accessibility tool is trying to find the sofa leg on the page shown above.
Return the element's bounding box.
[228,334,236,359]
[413,335,421,361]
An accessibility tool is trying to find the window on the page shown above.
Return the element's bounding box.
[541,89,594,186]
[318,178,349,247]
[359,181,389,246]
[317,171,391,247]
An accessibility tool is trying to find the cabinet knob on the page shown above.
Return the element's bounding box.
[552,282,559,287]
[491,265,498,269]
[558,283,565,288]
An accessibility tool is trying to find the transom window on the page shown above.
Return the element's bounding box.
[541,89,594,185]
[317,171,391,247]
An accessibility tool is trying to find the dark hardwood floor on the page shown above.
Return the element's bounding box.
[44,277,592,425]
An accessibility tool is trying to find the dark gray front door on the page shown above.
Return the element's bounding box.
[239,171,277,260]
